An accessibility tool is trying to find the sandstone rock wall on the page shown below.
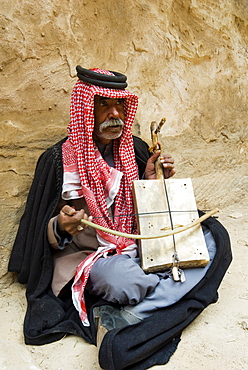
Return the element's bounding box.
[1,0,247,286]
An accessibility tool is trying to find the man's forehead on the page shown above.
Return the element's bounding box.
[99,96,110,101]
[96,96,123,100]
[94,95,124,103]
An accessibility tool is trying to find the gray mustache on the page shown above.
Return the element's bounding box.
[100,118,124,130]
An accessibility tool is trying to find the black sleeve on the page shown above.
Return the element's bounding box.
[8,140,64,295]
[133,135,151,179]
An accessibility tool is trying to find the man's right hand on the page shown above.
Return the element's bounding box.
[57,205,93,236]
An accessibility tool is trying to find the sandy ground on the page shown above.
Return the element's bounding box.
[0,202,247,370]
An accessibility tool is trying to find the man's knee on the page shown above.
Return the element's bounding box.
[87,254,159,305]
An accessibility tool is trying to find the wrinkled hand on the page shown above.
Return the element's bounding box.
[57,205,93,236]
[144,151,175,180]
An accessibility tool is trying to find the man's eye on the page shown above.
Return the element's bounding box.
[100,100,107,107]
[116,99,124,105]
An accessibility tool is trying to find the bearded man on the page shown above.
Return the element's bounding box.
[8,67,232,370]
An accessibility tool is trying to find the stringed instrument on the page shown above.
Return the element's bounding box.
[132,119,210,280]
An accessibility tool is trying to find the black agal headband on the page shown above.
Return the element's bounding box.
[76,65,128,89]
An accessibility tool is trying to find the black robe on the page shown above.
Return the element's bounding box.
[8,136,232,370]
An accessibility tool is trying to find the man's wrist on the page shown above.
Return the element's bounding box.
[53,216,73,250]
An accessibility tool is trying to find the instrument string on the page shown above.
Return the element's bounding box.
[92,210,212,219]
[162,174,179,267]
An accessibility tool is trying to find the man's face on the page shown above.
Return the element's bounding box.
[93,95,125,144]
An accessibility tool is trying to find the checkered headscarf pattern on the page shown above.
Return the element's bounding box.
[63,69,139,243]
[62,69,140,326]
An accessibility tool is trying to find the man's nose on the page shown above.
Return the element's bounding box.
[108,106,120,119]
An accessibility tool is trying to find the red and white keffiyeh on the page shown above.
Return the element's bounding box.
[62,69,139,325]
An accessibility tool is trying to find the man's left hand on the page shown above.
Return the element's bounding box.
[144,151,175,180]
